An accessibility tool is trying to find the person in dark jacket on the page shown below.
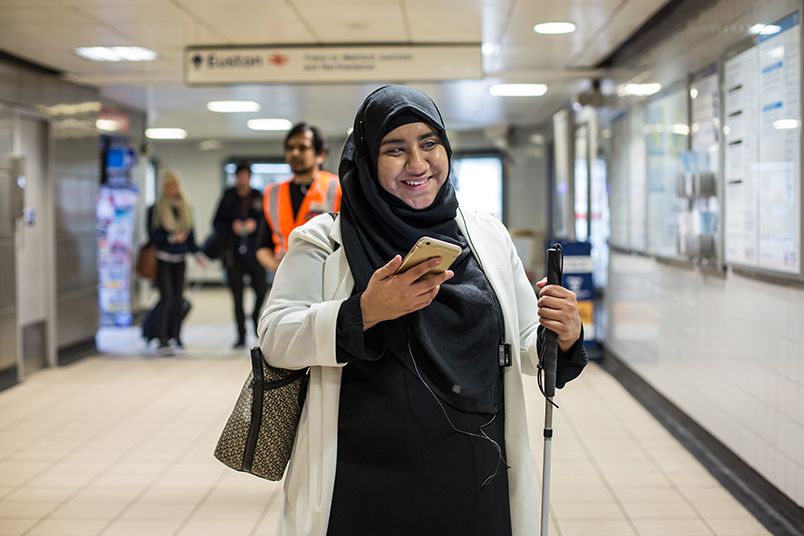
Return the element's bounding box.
[212,164,267,348]
[148,169,206,354]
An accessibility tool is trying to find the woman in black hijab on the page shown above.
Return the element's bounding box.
[259,85,586,536]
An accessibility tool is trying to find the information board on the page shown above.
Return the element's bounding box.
[608,113,630,249]
[724,12,801,277]
[724,45,759,265]
[644,88,689,258]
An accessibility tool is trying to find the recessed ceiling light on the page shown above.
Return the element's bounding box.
[489,84,548,97]
[749,23,781,35]
[145,128,187,140]
[533,22,576,35]
[96,119,120,132]
[481,43,501,56]
[75,46,157,62]
[616,83,662,97]
[247,118,293,131]
[207,101,260,113]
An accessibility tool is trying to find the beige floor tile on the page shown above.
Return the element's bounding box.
[621,499,698,519]
[117,502,195,522]
[552,499,625,520]
[558,519,636,536]
[631,518,714,535]
[0,502,59,520]
[2,488,75,503]
[102,520,183,536]
[24,473,95,490]
[613,487,686,503]
[667,471,721,488]
[679,486,738,503]
[0,462,49,477]
[707,517,772,536]
[694,498,754,520]
[0,518,39,536]
[25,519,108,536]
[47,500,128,521]
[70,488,141,504]
[175,519,257,536]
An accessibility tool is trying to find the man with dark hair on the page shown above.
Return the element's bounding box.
[256,122,341,271]
[213,164,267,348]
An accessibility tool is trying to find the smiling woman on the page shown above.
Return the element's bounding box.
[258,85,586,536]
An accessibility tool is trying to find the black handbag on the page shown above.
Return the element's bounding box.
[202,229,228,260]
[214,347,309,481]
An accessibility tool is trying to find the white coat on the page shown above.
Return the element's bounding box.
[258,209,544,536]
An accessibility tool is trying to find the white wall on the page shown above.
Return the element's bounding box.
[601,0,804,506]
[606,253,804,505]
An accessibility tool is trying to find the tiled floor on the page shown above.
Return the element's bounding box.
[0,289,770,536]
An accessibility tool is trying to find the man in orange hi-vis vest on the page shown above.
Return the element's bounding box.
[256,122,342,272]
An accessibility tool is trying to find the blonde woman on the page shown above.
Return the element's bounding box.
[147,170,205,354]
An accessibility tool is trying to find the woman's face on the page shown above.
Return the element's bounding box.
[164,179,180,198]
[377,122,448,209]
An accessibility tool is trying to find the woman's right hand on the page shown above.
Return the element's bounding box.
[359,255,454,330]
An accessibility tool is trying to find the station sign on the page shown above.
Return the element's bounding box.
[184,45,482,85]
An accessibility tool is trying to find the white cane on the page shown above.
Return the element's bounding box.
[539,245,563,536]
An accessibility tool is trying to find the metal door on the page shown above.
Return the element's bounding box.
[15,114,53,378]
[0,107,19,386]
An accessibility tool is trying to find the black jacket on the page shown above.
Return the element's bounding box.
[147,205,200,256]
[212,187,264,259]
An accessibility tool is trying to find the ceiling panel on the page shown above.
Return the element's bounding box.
[76,1,192,24]
[295,3,407,43]
[567,0,667,66]
[407,4,482,42]
[0,5,96,25]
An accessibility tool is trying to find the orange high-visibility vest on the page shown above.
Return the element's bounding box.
[263,171,342,254]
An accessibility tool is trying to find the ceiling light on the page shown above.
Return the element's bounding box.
[482,43,501,56]
[96,119,120,132]
[773,119,800,130]
[689,88,699,99]
[207,101,260,113]
[489,84,548,97]
[145,128,187,140]
[75,46,157,62]
[533,22,576,35]
[749,24,781,35]
[616,83,662,97]
[247,118,293,131]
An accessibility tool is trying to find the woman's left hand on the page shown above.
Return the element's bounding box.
[536,278,582,352]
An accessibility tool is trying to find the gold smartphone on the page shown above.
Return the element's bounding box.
[397,236,462,275]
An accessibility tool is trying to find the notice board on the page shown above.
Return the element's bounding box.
[724,12,801,278]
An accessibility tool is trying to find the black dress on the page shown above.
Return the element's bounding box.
[327,296,512,536]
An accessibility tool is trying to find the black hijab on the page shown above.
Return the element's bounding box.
[339,85,503,414]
